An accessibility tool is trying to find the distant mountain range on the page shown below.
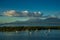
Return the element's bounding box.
[0,17,60,26]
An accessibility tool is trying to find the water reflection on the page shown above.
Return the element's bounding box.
[0,30,60,40]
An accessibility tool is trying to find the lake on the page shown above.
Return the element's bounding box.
[0,30,60,40]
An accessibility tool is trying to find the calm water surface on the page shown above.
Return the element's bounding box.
[0,30,60,40]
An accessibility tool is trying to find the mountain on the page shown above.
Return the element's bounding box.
[44,17,60,22]
[0,17,60,26]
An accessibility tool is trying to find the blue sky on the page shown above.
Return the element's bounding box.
[0,0,60,23]
[0,0,60,15]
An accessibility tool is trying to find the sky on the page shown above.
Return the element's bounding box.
[0,0,60,14]
[0,0,60,23]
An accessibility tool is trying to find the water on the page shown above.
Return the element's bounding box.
[0,30,60,40]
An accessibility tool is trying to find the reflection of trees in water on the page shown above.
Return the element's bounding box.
[0,26,60,32]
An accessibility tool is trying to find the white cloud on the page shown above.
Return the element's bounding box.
[4,10,20,16]
[3,10,43,17]
[33,11,43,17]
[21,10,29,16]
[33,12,37,15]
[38,11,42,14]
[21,10,29,13]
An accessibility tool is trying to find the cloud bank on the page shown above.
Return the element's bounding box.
[4,10,20,16]
[3,10,43,17]
[1,10,60,18]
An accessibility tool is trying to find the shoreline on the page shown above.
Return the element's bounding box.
[0,26,60,32]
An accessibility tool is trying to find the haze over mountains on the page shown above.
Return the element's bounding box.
[0,17,60,26]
